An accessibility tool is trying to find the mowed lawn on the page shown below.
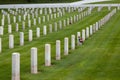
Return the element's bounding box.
[0,8,120,80]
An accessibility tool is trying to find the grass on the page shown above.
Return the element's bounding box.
[0,6,120,80]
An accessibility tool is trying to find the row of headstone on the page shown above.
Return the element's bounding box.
[11,8,117,80]
[11,33,76,80]
[0,9,91,36]
[0,8,93,53]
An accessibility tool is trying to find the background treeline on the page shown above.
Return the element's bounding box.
[0,0,80,4]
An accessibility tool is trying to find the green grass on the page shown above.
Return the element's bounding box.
[0,7,120,80]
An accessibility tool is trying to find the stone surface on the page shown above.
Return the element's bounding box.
[64,37,69,55]
[0,38,2,53]
[36,27,40,38]
[45,44,51,66]
[71,35,75,50]
[56,40,61,60]
[82,29,85,41]
[9,34,14,49]
[43,25,47,35]
[31,47,38,74]
[20,32,24,46]
[12,53,20,80]
[29,30,33,41]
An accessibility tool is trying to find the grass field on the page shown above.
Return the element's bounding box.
[0,6,120,80]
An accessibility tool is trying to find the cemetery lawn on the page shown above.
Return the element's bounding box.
[0,8,120,80]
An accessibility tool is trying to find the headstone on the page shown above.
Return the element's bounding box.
[8,24,12,33]
[64,20,66,27]
[1,19,4,26]
[50,14,53,19]
[16,23,19,32]
[8,17,11,24]
[42,16,45,23]
[49,24,52,33]
[18,15,21,22]
[71,35,75,50]
[86,27,89,38]
[45,44,51,66]
[29,30,33,41]
[33,18,36,25]
[54,13,56,19]
[13,16,16,23]
[54,22,57,32]
[43,25,47,35]
[59,21,62,29]
[0,38,2,53]
[12,53,20,80]
[56,40,61,60]
[9,34,14,49]
[77,32,81,46]
[31,47,38,74]
[67,18,69,25]
[38,17,41,24]
[36,27,40,38]
[47,15,49,21]
[90,25,93,35]
[28,20,31,28]
[20,32,24,46]
[96,22,99,31]
[64,37,69,55]
[82,29,85,41]
[22,21,25,30]
[0,26,3,35]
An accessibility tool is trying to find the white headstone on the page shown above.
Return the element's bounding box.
[9,34,14,49]
[77,32,81,46]
[33,18,36,26]
[64,37,69,55]
[0,26,3,35]
[54,13,56,19]
[96,22,99,31]
[8,24,12,33]
[0,38,2,53]
[43,25,47,35]
[42,16,45,23]
[38,17,41,24]
[64,20,66,27]
[67,18,69,25]
[49,24,52,33]
[82,29,85,41]
[36,27,40,38]
[31,47,38,74]
[1,19,4,26]
[29,30,33,41]
[13,16,16,23]
[45,44,51,66]
[90,25,93,35]
[22,21,25,30]
[56,40,61,60]
[86,27,89,38]
[18,15,21,22]
[47,15,49,21]
[28,20,31,28]
[59,21,62,29]
[20,32,24,46]
[54,22,57,32]
[71,35,75,50]
[12,53,20,80]
[15,23,18,32]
